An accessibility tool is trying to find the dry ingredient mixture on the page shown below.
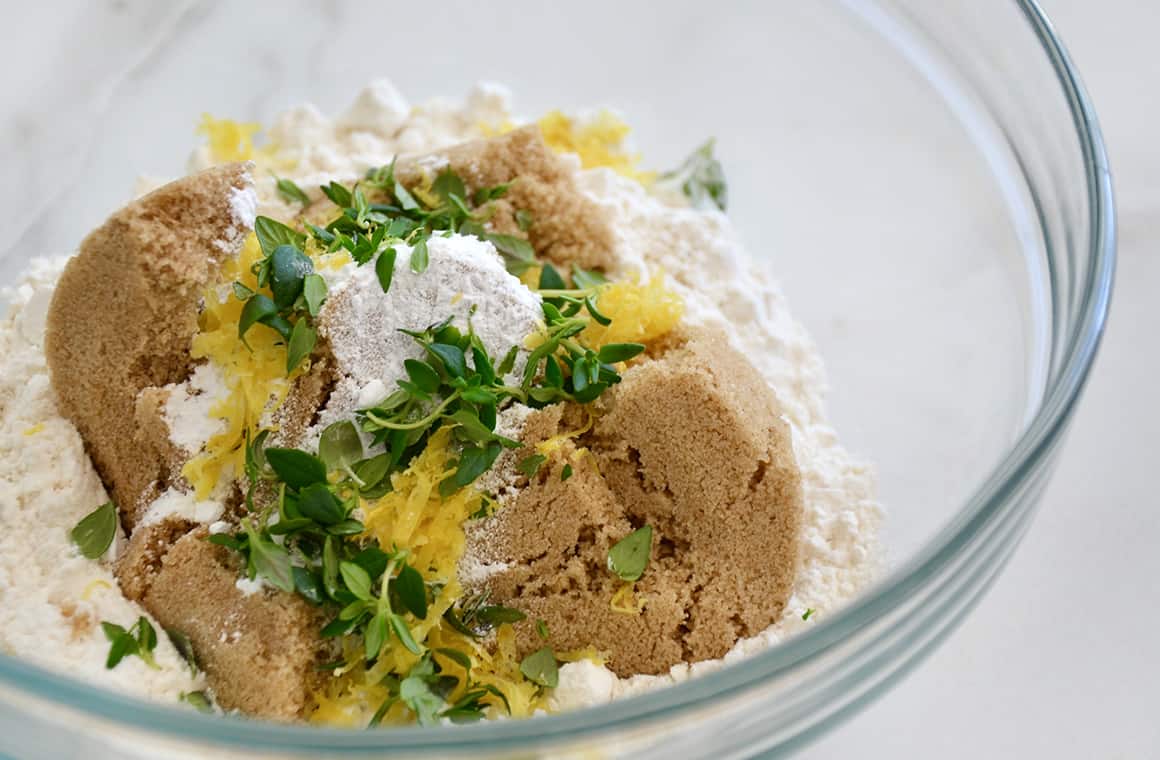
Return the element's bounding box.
[0,80,882,726]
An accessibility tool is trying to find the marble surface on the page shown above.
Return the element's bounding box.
[0,1,1155,758]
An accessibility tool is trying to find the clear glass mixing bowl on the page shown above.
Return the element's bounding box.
[0,1,1114,757]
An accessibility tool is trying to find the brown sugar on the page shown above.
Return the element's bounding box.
[135,526,334,720]
[402,126,619,273]
[44,162,254,528]
[466,327,803,676]
[302,126,619,274]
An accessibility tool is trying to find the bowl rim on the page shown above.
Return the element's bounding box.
[0,0,1116,753]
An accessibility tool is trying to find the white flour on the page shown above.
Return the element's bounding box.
[163,362,229,455]
[0,80,881,718]
[312,234,542,437]
[0,259,202,703]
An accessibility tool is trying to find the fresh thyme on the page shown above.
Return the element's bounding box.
[70,501,117,560]
[607,525,653,582]
[518,646,559,688]
[101,616,159,670]
[658,139,728,212]
[233,163,536,375]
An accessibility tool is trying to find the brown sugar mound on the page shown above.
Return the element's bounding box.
[45,162,254,528]
[302,126,618,273]
[122,524,332,720]
[404,126,618,272]
[467,328,803,676]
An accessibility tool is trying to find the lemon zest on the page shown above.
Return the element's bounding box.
[308,428,547,725]
[582,272,683,349]
[610,583,647,615]
[81,579,112,601]
[21,423,43,437]
[536,110,655,183]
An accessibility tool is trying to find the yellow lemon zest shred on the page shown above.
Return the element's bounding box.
[308,428,547,725]
[21,423,44,437]
[484,110,653,183]
[582,273,683,349]
[610,583,647,615]
[81,579,113,601]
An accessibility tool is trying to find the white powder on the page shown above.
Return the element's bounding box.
[213,177,257,255]
[311,234,542,437]
[234,576,266,597]
[189,81,511,225]
[162,362,229,455]
[0,260,202,702]
[139,489,224,528]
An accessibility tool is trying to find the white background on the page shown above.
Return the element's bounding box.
[804,2,1160,757]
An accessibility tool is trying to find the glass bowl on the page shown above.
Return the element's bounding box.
[0,0,1113,757]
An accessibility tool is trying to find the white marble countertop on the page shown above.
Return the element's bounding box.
[1,1,1155,758]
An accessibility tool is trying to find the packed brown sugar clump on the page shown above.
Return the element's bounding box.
[467,328,804,676]
[301,125,619,274]
[44,162,254,529]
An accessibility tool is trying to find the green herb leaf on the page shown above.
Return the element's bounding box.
[395,563,428,620]
[254,216,306,255]
[571,266,608,290]
[376,247,398,293]
[303,273,328,317]
[436,647,473,671]
[133,616,159,669]
[101,622,137,669]
[486,233,535,273]
[432,170,467,204]
[340,561,373,601]
[426,343,467,379]
[515,209,534,232]
[399,658,444,725]
[268,244,314,309]
[658,138,728,211]
[404,358,441,394]
[538,263,567,291]
[242,521,294,593]
[180,690,214,713]
[519,646,559,688]
[536,619,550,640]
[276,177,310,206]
[390,613,424,655]
[293,567,326,605]
[165,628,198,674]
[447,441,502,493]
[476,605,527,626]
[321,181,353,208]
[318,420,364,474]
[353,453,392,491]
[238,294,277,340]
[561,463,573,481]
[607,525,653,582]
[597,343,646,364]
[365,611,389,661]
[70,501,118,559]
[802,608,815,621]
[265,448,328,489]
[297,483,346,525]
[517,454,547,479]
[410,235,429,273]
[394,180,419,211]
